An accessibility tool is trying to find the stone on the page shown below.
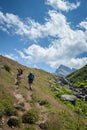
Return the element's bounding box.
[61,94,77,101]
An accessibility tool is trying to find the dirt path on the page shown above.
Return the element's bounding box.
[13,84,49,130]
[13,85,32,116]
[36,102,49,123]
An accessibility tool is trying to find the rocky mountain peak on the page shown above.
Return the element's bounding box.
[55,65,76,76]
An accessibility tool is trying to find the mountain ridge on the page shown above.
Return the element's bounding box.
[55,64,76,76]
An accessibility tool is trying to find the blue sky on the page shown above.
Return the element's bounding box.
[0,0,87,73]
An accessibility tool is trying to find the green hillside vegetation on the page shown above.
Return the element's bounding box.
[67,64,87,88]
[0,55,87,130]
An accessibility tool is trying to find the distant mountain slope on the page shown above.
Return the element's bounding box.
[55,65,76,76]
[67,64,87,87]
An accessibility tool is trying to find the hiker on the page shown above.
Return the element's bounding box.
[16,68,23,85]
[28,72,34,90]
[17,68,23,78]
[20,68,23,75]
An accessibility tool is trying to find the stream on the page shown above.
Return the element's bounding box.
[56,77,87,101]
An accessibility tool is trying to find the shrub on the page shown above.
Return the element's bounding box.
[7,116,21,127]
[39,122,48,130]
[81,104,87,116]
[3,64,11,72]
[39,99,49,106]
[5,106,17,116]
[2,99,17,116]
[22,109,39,124]
[75,99,87,116]
[0,122,3,129]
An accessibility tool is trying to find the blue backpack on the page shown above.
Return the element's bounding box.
[28,73,34,80]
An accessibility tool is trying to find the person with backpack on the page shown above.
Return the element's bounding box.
[20,68,23,75]
[28,72,34,90]
[15,68,23,85]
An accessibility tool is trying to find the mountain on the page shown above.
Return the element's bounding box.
[0,55,87,130]
[55,65,76,76]
[67,64,87,87]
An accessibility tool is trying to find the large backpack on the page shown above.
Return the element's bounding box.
[28,73,34,80]
[20,69,23,75]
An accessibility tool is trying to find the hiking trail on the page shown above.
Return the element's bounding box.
[13,78,49,130]
[13,84,32,116]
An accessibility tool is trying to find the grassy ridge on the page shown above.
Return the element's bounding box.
[67,64,87,88]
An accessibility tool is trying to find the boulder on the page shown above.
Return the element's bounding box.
[61,94,77,101]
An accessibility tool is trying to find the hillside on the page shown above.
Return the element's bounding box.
[0,55,87,130]
[67,64,87,88]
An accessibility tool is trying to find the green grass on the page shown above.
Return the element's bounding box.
[22,109,39,124]
[67,64,87,87]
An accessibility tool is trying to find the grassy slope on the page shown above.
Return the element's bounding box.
[67,64,87,87]
[0,55,87,130]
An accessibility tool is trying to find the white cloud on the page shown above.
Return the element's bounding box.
[5,15,28,34]
[0,11,42,39]
[41,10,69,38]
[79,19,87,30]
[0,0,87,71]
[0,10,83,41]
[5,54,16,60]
[0,10,78,40]
[70,57,87,68]
[18,29,87,69]
[16,11,87,69]
[16,49,32,61]
[46,0,80,11]
[0,25,9,34]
